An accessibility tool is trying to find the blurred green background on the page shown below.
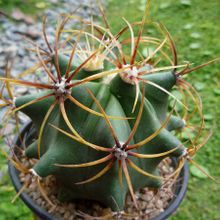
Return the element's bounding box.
[0,0,220,219]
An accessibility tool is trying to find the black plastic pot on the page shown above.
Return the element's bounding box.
[9,122,189,220]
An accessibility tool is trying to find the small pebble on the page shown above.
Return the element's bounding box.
[140,191,154,202]
[155,200,163,209]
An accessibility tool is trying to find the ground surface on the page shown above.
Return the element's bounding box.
[0,0,220,219]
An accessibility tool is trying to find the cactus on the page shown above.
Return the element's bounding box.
[0,2,217,214]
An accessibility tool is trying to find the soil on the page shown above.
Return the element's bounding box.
[18,156,178,220]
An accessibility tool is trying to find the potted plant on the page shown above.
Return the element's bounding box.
[0,2,217,219]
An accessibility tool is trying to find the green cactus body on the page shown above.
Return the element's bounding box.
[14,54,185,210]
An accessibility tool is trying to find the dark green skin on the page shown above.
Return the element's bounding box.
[15,55,185,210]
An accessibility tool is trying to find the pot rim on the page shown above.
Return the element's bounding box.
[9,122,189,220]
